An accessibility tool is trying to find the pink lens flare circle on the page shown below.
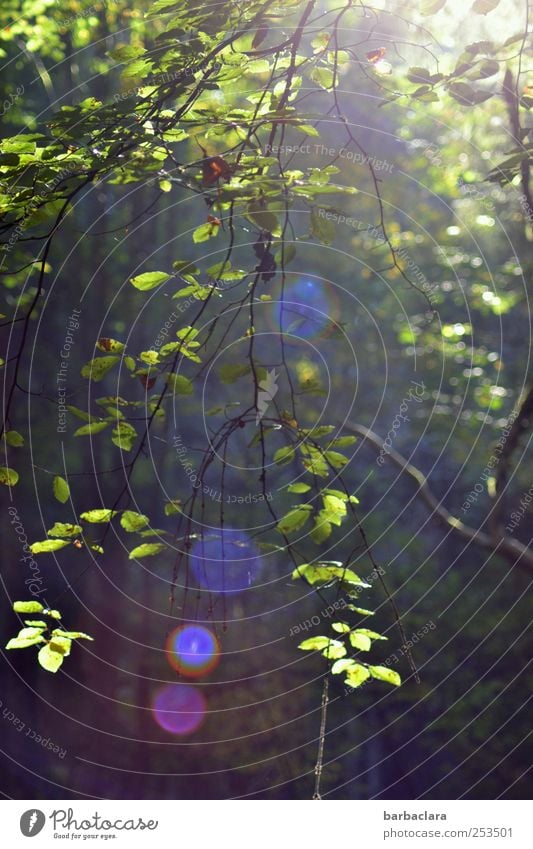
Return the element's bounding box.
[152,684,206,735]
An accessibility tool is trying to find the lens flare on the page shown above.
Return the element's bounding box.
[267,279,341,342]
[166,625,220,677]
[152,684,206,735]
[190,528,262,594]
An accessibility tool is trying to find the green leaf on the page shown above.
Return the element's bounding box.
[0,466,19,486]
[420,0,446,13]
[321,639,347,659]
[172,260,199,275]
[246,200,278,233]
[331,658,357,675]
[5,430,24,447]
[475,59,499,79]
[164,500,181,516]
[128,543,166,559]
[310,517,332,544]
[303,425,336,439]
[310,207,335,245]
[30,539,71,554]
[16,626,46,640]
[411,86,439,102]
[74,420,110,437]
[130,271,171,291]
[13,601,44,614]
[299,444,329,476]
[96,338,125,353]
[472,0,500,12]
[448,82,494,105]
[344,664,371,688]
[38,643,65,673]
[193,221,220,243]
[310,65,335,90]
[322,493,347,521]
[368,665,401,686]
[48,636,72,657]
[219,363,250,383]
[292,563,370,588]
[47,523,82,538]
[349,632,372,651]
[6,635,46,649]
[80,509,117,523]
[53,476,70,504]
[273,446,295,465]
[346,605,375,616]
[407,67,433,84]
[52,629,93,641]
[276,505,313,535]
[298,636,332,651]
[328,435,357,447]
[139,350,160,365]
[111,421,137,451]
[120,511,149,532]
[331,622,350,633]
[81,356,121,382]
[287,482,311,493]
[324,450,349,470]
[355,628,387,641]
[166,373,193,395]
[65,406,92,422]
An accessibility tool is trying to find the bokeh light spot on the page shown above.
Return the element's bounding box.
[166,625,220,677]
[190,528,262,594]
[268,279,340,342]
[152,684,206,735]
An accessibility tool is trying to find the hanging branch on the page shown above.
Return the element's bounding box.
[345,422,533,574]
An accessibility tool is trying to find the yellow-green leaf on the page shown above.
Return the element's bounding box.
[128,542,166,559]
[0,466,19,486]
[349,632,372,651]
[130,271,171,291]
[30,539,71,554]
[166,373,193,395]
[120,510,149,532]
[53,476,70,504]
[47,523,82,538]
[298,636,331,651]
[5,430,24,447]
[345,664,371,688]
[81,356,121,382]
[38,643,65,673]
[368,665,401,686]
[13,601,44,613]
[80,509,117,523]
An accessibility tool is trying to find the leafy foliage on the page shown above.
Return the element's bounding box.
[5,602,93,673]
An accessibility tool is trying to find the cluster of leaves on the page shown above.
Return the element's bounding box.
[292,563,400,689]
[5,601,93,673]
[29,505,168,560]
[0,429,24,485]
[379,2,533,184]
[272,427,358,542]
[6,0,525,685]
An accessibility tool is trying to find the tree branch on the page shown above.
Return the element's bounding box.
[346,423,533,574]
